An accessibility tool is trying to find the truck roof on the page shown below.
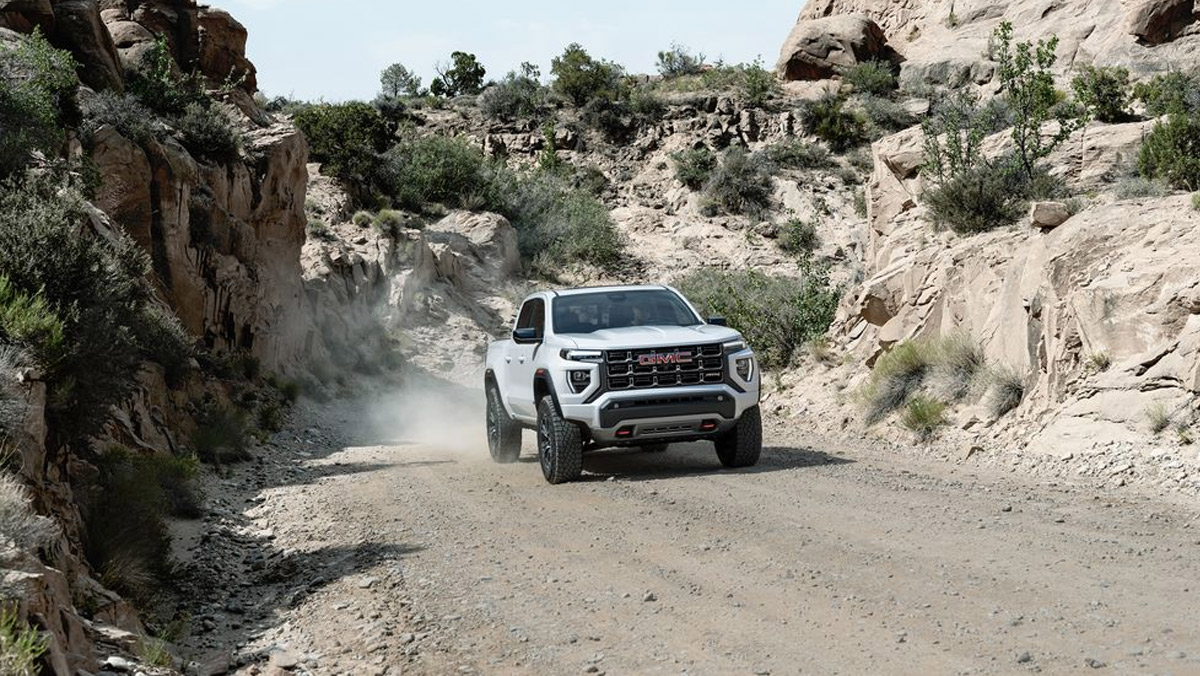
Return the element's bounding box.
[548,284,670,298]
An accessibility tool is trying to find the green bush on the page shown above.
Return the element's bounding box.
[430,51,486,97]
[657,44,706,78]
[132,304,194,387]
[901,395,947,440]
[1138,113,1200,190]
[383,134,497,211]
[1133,71,1200,116]
[0,603,47,676]
[1114,175,1169,199]
[480,64,546,120]
[0,177,158,440]
[778,218,819,255]
[986,366,1025,417]
[293,102,394,203]
[85,448,200,605]
[930,333,985,401]
[1071,65,1130,123]
[861,341,933,424]
[741,58,779,108]
[923,162,1026,233]
[551,43,625,107]
[860,95,917,135]
[372,209,407,238]
[497,171,623,273]
[352,210,373,227]
[1193,192,1200,210]
[177,102,241,165]
[126,38,208,117]
[79,90,156,145]
[765,139,834,170]
[192,399,249,464]
[844,60,897,96]
[0,275,65,367]
[800,95,867,152]
[672,146,717,190]
[676,266,838,368]
[0,30,78,177]
[702,147,776,217]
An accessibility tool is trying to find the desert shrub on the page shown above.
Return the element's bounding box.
[902,396,947,440]
[0,178,158,440]
[861,341,934,424]
[1133,71,1200,116]
[85,448,200,604]
[126,38,207,117]
[800,95,867,152]
[1137,113,1200,190]
[657,43,706,78]
[497,172,623,273]
[480,64,546,120]
[430,51,486,97]
[570,164,609,195]
[306,218,331,240]
[1145,402,1171,434]
[133,304,194,387]
[923,163,1026,233]
[580,85,665,142]
[0,30,78,177]
[80,91,155,145]
[1193,192,1200,211]
[676,266,839,368]
[844,60,897,96]
[860,95,917,135]
[372,209,407,238]
[293,102,394,203]
[853,189,868,216]
[1071,65,1131,123]
[383,134,497,211]
[0,276,65,368]
[765,139,834,170]
[985,366,1025,417]
[352,210,373,227]
[0,472,55,551]
[672,146,717,189]
[177,102,241,165]
[1087,351,1112,372]
[551,43,625,106]
[930,333,985,401]
[778,218,819,255]
[1114,175,1170,199]
[379,62,422,98]
[0,604,47,676]
[741,58,779,108]
[992,21,1086,180]
[192,399,250,463]
[701,147,776,217]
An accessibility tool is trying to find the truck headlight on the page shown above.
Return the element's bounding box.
[567,369,592,393]
[561,349,603,362]
[723,339,748,353]
[735,356,754,382]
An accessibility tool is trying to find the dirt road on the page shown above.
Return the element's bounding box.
[178,392,1200,675]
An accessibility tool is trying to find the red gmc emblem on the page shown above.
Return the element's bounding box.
[638,351,693,366]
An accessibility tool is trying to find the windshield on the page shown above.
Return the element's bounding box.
[552,290,702,334]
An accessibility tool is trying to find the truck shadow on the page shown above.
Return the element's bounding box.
[577,443,852,482]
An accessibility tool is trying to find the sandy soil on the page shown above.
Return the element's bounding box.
[175,383,1200,676]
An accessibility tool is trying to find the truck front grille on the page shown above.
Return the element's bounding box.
[605,343,724,391]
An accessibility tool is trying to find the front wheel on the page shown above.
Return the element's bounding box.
[486,381,521,463]
[714,405,762,468]
[537,396,583,484]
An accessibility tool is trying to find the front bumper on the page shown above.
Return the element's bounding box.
[560,383,758,444]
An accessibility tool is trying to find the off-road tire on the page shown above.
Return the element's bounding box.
[537,395,583,484]
[486,381,521,463]
[715,405,762,468]
[641,443,670,453]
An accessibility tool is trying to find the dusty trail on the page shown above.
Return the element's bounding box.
[179,392,1200,676]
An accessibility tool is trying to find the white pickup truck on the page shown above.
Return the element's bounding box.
[484,285,761,484]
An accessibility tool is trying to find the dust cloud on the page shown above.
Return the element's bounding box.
[357,372,488,456]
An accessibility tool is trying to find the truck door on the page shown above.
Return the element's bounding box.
[507,297,545,419]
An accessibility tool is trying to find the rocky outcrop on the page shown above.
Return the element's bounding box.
[776,13,895,81]
[0,0,123,90]
[1126,0,1197,44]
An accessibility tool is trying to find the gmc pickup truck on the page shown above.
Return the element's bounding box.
[484,285,761,484]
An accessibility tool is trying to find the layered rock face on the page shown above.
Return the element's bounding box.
[778,0,1200,84]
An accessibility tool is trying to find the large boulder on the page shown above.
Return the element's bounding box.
[776,13,894,81]
[1126,0,1197,43]
[196,7,256,92]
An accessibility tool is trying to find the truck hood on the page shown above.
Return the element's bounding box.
[560,324,743,349]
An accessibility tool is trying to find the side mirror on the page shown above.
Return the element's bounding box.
[513,327,540,343]
[707,316,728,326]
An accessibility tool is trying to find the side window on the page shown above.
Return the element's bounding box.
[515,299,546,338]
